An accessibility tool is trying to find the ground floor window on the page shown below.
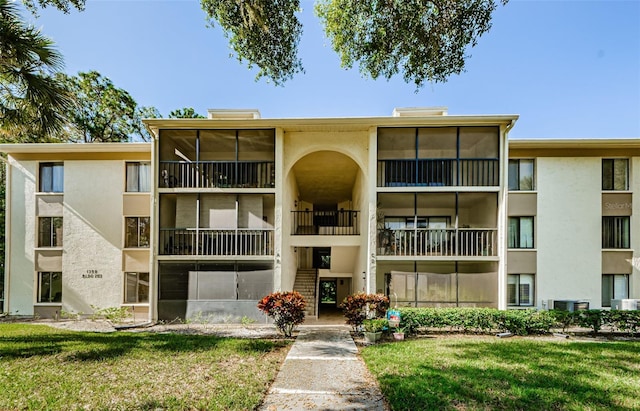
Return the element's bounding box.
[602,274,629,307]
[125,272,149,303]
[38,272,62,303]
[507,274,534,306]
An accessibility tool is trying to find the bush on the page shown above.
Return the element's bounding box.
[396,307,556,336]
[363,318,388,333]
[340,293,390,330]
[257,291,306,337]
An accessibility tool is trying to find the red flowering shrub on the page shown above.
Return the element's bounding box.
[340,293,390,329]
[257,291,306,337]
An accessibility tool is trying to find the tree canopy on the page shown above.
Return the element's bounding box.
[21,0,85,14]
[168,107,205,119]
[201,0,303,86]
[202,0,508,88]
[57,71,144,143]
[316,0,509,88]
[0,0,71,139]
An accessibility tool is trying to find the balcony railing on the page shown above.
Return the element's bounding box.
[377,158,499,187]
[291,210,359,235]
[377,228,497,257]
[160,228,274,256]
[160,160,275,189]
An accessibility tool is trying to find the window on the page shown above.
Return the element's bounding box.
[508,159,535,190]
[38,272,62,303]
[508,217,534,248]
[38,217,63,247]
[126,162,151,192]
[602,216,630,249]
[124,272,149,303]
[602,274,629,307]
[507,274,534,306]
[39,163,64,192]
[602,159,628,190]
[125,217,150,248]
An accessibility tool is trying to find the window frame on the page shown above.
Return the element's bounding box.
[508,216,534,249]
[38,216,63,248]
[508,159,535,191]
[602,216,630,249]
[601,274,629,308]
[39,162,64,193]
[37,271,62,303]
[507,274,535,307]
[124,216,150,248]
[602,158,629,191]
[125,162,151,193]
[124,272,149,304]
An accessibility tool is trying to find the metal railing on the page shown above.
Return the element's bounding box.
[377,228,497,257]
[159,160,275,188]
[377,158,499,187]
[291,210,359,235]
[160,228,274,256]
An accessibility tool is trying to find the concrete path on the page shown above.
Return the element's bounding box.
[259,327,389,410]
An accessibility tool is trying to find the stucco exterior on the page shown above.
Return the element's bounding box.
[2,111,640,321]
[537,157,602,307]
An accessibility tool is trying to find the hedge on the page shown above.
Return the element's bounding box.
[395,307,640,336]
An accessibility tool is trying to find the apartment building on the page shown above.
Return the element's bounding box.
[1,108,638,321]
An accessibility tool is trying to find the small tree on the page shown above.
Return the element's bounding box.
[340,293,390,330]
[257,291,306,337]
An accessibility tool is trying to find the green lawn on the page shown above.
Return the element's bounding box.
[0,324,290,410]
[362,335,640,411]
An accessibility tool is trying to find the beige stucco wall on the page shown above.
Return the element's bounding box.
[61,161,126,314]
[632,157,640,300]
[6,158,37,314]
[537,157,602,308]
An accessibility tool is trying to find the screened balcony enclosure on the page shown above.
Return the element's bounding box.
[382,261,498,308]
[159,193,274,256]
[377,127,500,187]
[159,129,275,188]
[377,192,498,257]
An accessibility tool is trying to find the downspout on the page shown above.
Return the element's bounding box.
[2,157,10,314]
[146,123,160,323]
[499,119,517,310]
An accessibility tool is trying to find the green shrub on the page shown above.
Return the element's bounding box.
[257,291,306,337]
[576,310,604,334]
[90,306,130,323]
[363,318,388,333]
[340,293,389,330]
[396,307,556,336]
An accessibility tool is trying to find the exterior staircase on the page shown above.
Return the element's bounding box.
[293,268,317,318]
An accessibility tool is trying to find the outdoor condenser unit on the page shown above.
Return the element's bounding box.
[611,299,640,310]
[553,300,590,312]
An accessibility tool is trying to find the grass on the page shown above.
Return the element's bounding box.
[361,335,640,411]
[0,324,290,410]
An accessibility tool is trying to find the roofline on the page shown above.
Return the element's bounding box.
[143,114,520,132]
[509,138,640,149]
[0,142,151,154]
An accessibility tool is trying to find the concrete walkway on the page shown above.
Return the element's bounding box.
[259,326,389,410]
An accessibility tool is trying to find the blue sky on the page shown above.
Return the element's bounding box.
[28,0,640,138]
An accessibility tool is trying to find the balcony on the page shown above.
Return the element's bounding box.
[291,210,360,235]
[160,228,274,256]
[377,228,497,257]
[377,158,499,187]
[160,161,275,189]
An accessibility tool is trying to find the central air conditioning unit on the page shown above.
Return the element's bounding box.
[553,300,590,312]
[611,299,640,310]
